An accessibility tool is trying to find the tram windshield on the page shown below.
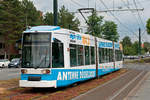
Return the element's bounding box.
[22,33,51,68]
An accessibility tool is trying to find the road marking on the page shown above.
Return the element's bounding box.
[124,71,150,100]
[72,69,132,100]
[109,71,145,100]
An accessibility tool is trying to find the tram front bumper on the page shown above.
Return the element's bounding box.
[19,80,57,88]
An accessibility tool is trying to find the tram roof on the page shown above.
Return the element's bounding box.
[23,25,120,44]
[23,26,93,37]
[24,26,61,33]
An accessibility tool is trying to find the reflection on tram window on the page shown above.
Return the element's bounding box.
[91,47,95,64]
[52,43,64,68]
[77,45,84,66]
[22,44,50,68]
[99,48,114,63]
[70,44,77,67]
[115,50,122,61]
[85,46,90,65]
[24,33,49,42]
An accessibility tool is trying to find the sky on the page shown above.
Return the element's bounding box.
[29,0,150,43]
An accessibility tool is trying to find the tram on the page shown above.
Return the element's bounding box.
[19,26,123,88]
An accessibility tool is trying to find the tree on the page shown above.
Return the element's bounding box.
[21,0,43,27]
[102,21,119,42]
[86,11,104,37]
[0,0,44,59]
[43,6,80,31]
[146,18,150,34]
[58,6,80,31]
[122,36,132,47]
[43,12,53,25]
[0,0,25,58]
[86,12,119,41]
[143,42,150,53]
[132,41,139,55]
[121,36,133,55]
[123,46,135,55]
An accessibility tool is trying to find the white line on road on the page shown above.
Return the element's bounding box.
[109,71,145,100]
[72,70,132,100]
[123,71,150,100]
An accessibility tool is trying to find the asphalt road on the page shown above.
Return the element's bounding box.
[0,63,148,81]
[0,63,149,100]
[73,63,149,100]
[0,68,20,80]
[123,63,150,71]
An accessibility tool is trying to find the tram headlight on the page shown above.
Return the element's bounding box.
[21,69,27,74]
[41,69,50,74]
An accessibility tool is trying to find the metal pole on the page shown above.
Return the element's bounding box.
[113,41,115,70]
[69,24,71,29]
[95,37,98,78]
[53,0,58,26]
[139,28,141,56]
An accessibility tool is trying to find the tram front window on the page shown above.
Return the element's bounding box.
[22,33,51,68]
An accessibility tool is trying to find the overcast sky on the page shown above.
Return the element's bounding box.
[30,0,150,42]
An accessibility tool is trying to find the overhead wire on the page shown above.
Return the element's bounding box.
[132,0,148,42]
[120,0,150,8]
[70,0,84,8]
[122,0,147,42]
[63,0,148,42]
[118,0,146,42]
[98,0,139,40]
[126,0,130,8]
[97,0,138,41]
[66,0,92,33]
[121,0,141,28]
[135,0,147,37]
[120,0,144,42]
[133,0,145,29]
[96,1,136,42]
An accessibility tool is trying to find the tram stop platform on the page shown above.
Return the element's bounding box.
[125,72,150,100]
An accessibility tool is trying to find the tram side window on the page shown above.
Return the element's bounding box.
[91,47,95,64]
[104,48,107,63]
[99,48,101,63]
[52,43,64,68]
[104,48,106,63]
[115,50,122,61]
[99,48,105,63]
[109,49,113,62]
[102,48,105,63]
[120,51,123,60]
[106,49,110,62]
[78,45,84,66]
[118,50,123,61]
[105,49,108,62]
[115,50,118,61]
[70,44,77,67]
[85,46,90,65]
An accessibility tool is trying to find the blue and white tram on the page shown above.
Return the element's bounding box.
[19,26,123,88]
